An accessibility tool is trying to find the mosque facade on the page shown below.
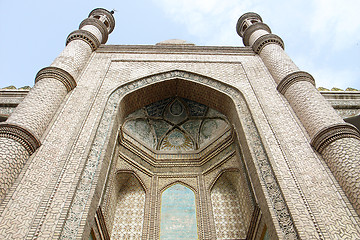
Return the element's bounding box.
[0,8,360,240]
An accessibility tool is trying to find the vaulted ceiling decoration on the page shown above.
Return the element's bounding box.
[123,97,230,153]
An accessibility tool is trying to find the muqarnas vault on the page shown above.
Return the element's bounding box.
[0,8,360,240]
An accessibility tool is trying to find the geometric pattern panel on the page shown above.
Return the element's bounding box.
[123,97,229,153]
[224,171,254,230]
[160,184,198,240]
[211,173,249,239]
[110,176,145,240]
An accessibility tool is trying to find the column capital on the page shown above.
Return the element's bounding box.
[66,29,101,51]
[80,18,109,44]
[277,71,315,95]
[252,33,284,54]
[35,66,76,92]
[311,123,360,153]
[242,23,271,47]
[0,123,40,154]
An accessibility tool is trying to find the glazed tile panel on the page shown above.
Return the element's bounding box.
[160,184,198,240]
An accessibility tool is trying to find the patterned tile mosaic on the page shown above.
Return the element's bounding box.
[110,176,145,239]
[211,173,248,239]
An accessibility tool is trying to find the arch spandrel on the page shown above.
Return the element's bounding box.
[61,70,298,239]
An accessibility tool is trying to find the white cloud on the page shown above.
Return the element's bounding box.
[152,0,360,89]
[309,0,360,51]
[153,0,251,45]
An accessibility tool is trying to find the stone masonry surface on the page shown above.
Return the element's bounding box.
[0,42,359,240]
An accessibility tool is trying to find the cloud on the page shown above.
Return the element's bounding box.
[309,0,360,52]
[152,0,250,45]
[152,0,360,89]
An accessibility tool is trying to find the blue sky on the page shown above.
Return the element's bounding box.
[1,0,359,89]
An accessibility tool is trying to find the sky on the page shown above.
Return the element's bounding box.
[0,0,359,89]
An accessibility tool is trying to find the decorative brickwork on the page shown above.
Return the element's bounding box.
[321,138,360,216]
[0,7,115,228]
[1,10,360,240]
[211,172,249,239]
[284,81,344,138]
[61,70,298,239]
[259,44,300,83]
[50,40,93,78]
[6,78,69,139]
[237,11,360,220]
[0,137,30,202]
[0,124,40,202]
[110,176,145,239]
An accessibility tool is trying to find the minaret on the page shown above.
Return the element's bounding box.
[236,13,360,216]
[0,8,115,202]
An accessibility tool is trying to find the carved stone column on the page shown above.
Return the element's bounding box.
[0,8,115,202]
[236,12,360,216]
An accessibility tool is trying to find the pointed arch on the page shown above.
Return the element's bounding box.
[209,168,240,191]
[109,171,146,239]
[160,180,197,194]
[114,169,148,193]
[62,70,298,239]
[210,170,254,239]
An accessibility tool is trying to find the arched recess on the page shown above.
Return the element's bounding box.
[159,182,198,240]
[102,171,146,239]
[61,70,298,239]
[210,169,254,239]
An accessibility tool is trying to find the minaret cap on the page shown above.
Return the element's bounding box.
[236,12,262,38]
[89,8,116,33]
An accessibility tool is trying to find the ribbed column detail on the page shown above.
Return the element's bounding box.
[0,8,115,202]
[237,12,360,216]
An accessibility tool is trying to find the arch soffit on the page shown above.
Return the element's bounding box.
[209,168,241,191]
[108,69,249,121]
[114,169,148,193]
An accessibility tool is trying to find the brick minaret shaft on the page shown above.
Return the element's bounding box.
[0,8,115,202]
[237,13,360,216]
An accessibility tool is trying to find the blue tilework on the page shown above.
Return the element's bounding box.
[160,184,198,240]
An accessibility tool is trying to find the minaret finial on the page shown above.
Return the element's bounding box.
[236,12,272,47]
